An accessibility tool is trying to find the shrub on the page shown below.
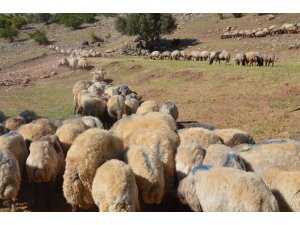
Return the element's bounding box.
[77,14,96,23]
[57,14,83,30]
[0,26,19,42]
[0,15,12,29]
[90,32,104,43]
[100,13,117,18]
[29,29,49,45]
[11,16,27,29]
[232,13,243,18]
[32,13,52,23]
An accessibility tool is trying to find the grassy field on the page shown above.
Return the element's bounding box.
[1,56,299,142]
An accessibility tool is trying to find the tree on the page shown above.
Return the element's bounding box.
[115,13,177,49]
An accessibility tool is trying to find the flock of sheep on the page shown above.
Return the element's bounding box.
[149,50,276,67]
[221,23,300,39]
[0,69,299,212]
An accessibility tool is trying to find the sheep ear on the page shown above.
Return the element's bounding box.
[51,135,63,154]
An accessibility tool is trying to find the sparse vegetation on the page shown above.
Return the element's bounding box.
[0,15,12,28]
[29,29,49,45]
[57,14,83,30]
[0,25,19,42]
[90,32,104,43]
[115,13,177,49]
[11,16,27,29]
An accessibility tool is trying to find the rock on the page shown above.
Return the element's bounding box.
[106,49,114,53]
[267,14,275,20]
[50,71,57,76]
[82,41,89,46]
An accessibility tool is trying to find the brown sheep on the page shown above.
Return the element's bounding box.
[4,116,26,131]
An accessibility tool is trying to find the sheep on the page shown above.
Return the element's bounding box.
[123,145,164,205]
[190,51,201,61]
[244,51,264,66]
[104,86,120,97]
[92,159,140,212]
[123,128,179,193]
[117,84,137,96]
[32,118,57,134]
[149,51,161,60]
[72,80,93,114]
[213,128,255,147]
[107,95,126,121]
[179,51,186,60]
[200,51,210,61]
[160,51,171,60]
[264,54,276,67]
[187,167,279,211]
[4,116,26,131]
[260,167,300,212]
[178,127,223,148]
[209,50,230,65]
[239,139,300,174]
[91,68,105,83]
[175,141,206,182]
[0,131,28,174]
[19,110,38,123]
[125,97,139,115]
[77,57,89,69]
[26,135,65,183]
[234,53,246,66]
[0,150,21,212]
[58,57,69,66]
[170,50,181,60]
[87,82,106,95]
[67,56,77,69]
[55,119,88,157]
[136,100,159,115]
[80,116,103,129]
[159,100,179,121]
[63,128,124,211]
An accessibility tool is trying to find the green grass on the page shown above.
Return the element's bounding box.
[1,56,299,142]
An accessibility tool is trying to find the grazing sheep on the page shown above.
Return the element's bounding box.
[159,100,179,121]
[80,116,103,129]
[260,167,300,212]
[170,50,181,60]
[234,53,246,65]
[239,139,300,174]
[92,69,105,83]
[16,122,56,147]
[178,127,223,148]
[160,51,171,60]
[136,100,159,115]
[0,131,28,173]
[72,80,93,114]
[92,159,140,211]
[4,116,26,131]
[175,141,206,182]
[149,51,161,60]
[67,57,77,69]
[55,119,88,157]
[125,97,139,115]
[124,145,164,205]
[0,150,21,212]
[244,51,264,66]
[58,57,69,66]
[189,167,279,211]
[179,51,186,60]
[213,128,255,147]
[264,54,276,67]
[200,51,210,61]
[77,57,89,69]
[19,110,38,123]
[189,51,201,61]
[63,128,124,211]
[124,128,179,193]
[107,95,126,121]
[26,135,65,183]
[209,51,230,65]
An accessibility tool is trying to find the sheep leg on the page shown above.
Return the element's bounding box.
[10,199,16,212]
[72,205,78,212]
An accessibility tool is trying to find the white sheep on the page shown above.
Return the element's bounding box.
[92,159,140,211]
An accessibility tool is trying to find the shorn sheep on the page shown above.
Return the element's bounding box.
[0,131,28,173]
[92,159,140,212]
[0,150,21,212]
[63,128,124,211]
[26,135,65,183]
[123,145,164,205]
[159,100,179,121]
[260,166,300,212]
[178,166,279,212]
[213,128,255,147]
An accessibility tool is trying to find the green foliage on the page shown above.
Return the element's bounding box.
[115,13,177,48]
[232,13,243,18]
[100,13,117,17]
[0,25,19,42]
[0,15,12,29]
[29,29,49,45]
[90,32,104,43]
[57,14,83,30]
[217,13,224,19]
[11,16,27,29]
[32,13,52,23]
[77,13,96,23]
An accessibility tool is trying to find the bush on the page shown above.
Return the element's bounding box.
[100,13,117,18]
[32,13,52,23]
[0,15,12,29]
[29,29,49,45]
[57,14,83,30]
[0,26,19,42]
[90,32,104,43]
[11,16,27,29]
[77,14,96,23]
[232,13,243,18]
